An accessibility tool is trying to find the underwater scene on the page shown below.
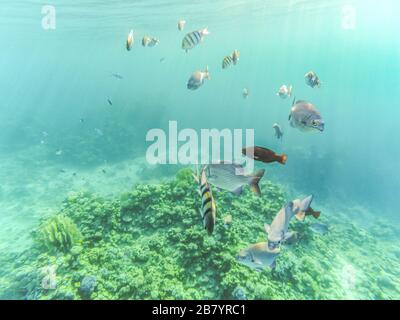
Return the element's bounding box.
[0,0,399,300]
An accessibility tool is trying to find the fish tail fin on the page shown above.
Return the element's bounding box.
[292,96,296,106]
[309,207,321,219]
[264,223,271,235]
[279,154,287,165]
[205,66,211,80]
[313,211,321,219]
[249,169,265,197]
[202,27,210,36]
[300,195,314,212]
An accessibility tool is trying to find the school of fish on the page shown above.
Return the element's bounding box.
[108,19,330,272]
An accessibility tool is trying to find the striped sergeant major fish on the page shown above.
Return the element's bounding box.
[222,50,240,69]
[182,28,210,52]
[193,166,216,235]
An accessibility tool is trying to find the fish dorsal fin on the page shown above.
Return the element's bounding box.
[284,201,294,219]
[264,224,271,235]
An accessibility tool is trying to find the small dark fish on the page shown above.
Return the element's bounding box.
[309,223,329,235]
[80,118,85,123]
[102,169,107,174]
[242,146,287,165]
[72,172,77,177]
[160,57,165,63]
[107,98,113,106]
[272,123,283,140]
[306,207,321,219]
[59,169,66,173]
[111,73,123,80]
[305,71,322,88]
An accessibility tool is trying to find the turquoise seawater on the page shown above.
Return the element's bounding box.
[0,0,399,300]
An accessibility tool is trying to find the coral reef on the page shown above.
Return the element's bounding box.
[34,215,82,253]
[1,168,399,300]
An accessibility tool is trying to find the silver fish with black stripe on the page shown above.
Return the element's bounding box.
[182,28,210,52]
[193,166,217,235]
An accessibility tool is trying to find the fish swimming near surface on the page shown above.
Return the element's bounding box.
[236,242,280,271]
[178,20,186,31]
[242,146,287,165]
[182,28,209,52]
[160,57,165,63]
[242,88,249,99]
[277,85,293,99]
[222,50,240,69]
[206,162,265,197]
[111,73,123,80]
[272,123,284,140]
[142,35,159,47]
[265,195,313,249]
[309,222,329,235]
[107,98,113,106]
[126,30,134,51]
[187,66,210,90]
[193,167,217,235]
[305,71,321,88]
[289,99,325,132]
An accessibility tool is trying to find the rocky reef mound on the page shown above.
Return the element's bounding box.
[1,168,399,300]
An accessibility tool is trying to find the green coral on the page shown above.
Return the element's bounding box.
[35,215,82,253]
[2,168,400,300]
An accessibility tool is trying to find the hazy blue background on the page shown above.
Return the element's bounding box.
[0,0,399,255]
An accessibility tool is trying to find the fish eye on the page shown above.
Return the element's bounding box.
[312,120,318,126]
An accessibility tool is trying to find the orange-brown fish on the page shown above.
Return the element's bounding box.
[242,146,287,165]
[306,206,321,219]
[293,196,321,221]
